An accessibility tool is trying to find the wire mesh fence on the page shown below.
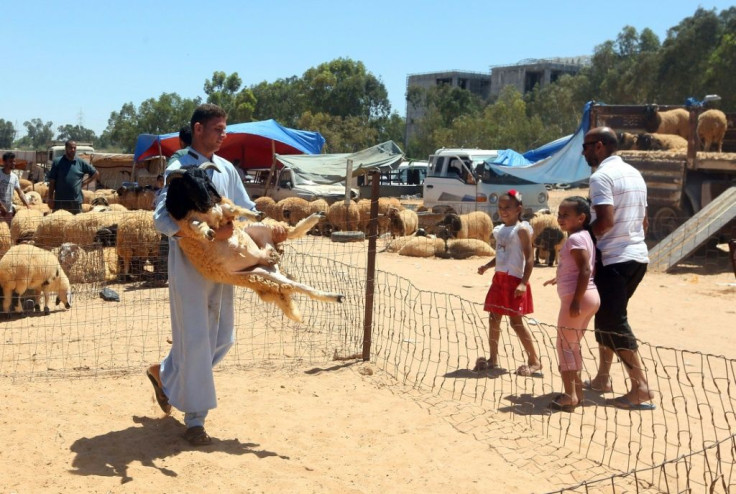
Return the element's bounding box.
[1,210,735,492]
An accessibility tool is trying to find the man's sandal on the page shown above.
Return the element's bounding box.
[184,426,213,446]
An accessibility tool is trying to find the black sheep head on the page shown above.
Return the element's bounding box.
[165,162,222,220]
[636,133,654,151]
[643,104,661,133]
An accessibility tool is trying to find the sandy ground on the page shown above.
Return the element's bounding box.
[1,189,735,493]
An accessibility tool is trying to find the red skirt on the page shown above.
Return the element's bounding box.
[484,271,534,316]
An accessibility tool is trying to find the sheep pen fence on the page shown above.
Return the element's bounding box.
[1,215,735,493]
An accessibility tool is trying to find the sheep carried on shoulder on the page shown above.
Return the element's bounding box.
[164,163,344,322]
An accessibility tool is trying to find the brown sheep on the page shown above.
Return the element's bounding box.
[327,200,360,232]
[697,109,728,152]
[0,221,10,258]
[308,199,330,236]
[435,211,493,244]
[635,133,688,151]
[387,207,419,238]
[10,208,44,244]
[277,197,311,226]
[115,211,161,280]
[529,211,566,266]
[644,105,690,139]
[254,196,279,221]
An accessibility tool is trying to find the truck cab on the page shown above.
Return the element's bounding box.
[423,148,549,221]
[244,167,358,204]
[47,143,95,164]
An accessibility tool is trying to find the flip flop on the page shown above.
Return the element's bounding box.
[146,368,172,415]
[547,399,576,413]
[515,365,543,377]
[607,396,656,411]
[583,380,612,393]
[184,426,212,446]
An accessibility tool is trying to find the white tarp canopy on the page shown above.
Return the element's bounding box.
[275,140,404,184]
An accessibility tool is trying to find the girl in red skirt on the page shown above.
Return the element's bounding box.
[475,190,541,376]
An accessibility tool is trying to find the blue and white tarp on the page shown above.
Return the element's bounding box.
[486,101,594,184]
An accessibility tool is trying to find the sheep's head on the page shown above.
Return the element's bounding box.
[635,133,655,151]
[438,213,462,236]
[643,104,661,133]
[165,163,223,220]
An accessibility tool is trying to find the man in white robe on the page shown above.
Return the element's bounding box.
[147,104,256,445]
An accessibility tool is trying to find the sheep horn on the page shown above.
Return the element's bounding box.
[165,169,187,186]
[199,161,221,173]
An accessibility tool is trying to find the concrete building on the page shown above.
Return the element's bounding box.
[404,58,588,146]
[489,57,588,98]
[405,71,491,145]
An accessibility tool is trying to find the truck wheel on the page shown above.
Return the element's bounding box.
[650,206,684,241]
[331,231,365,243]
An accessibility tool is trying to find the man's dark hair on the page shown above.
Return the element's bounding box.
[179,125,192,146]
[2,151,15,161]
[190,104,227,130]
[65,139,76,148]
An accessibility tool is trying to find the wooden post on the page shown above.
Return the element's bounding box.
[264,140,278,197]
[362,170,379,361]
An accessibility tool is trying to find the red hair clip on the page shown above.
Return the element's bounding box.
[507,189,523,203]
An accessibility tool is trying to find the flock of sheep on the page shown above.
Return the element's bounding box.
[617,107,729,152]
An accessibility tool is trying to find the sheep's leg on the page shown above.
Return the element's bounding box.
[242,266,344,304]
[220,202,263,222]
[41,289,50,315]
[230,229,281,267]
[13,282,28,313]
[190,219,216,241]
[288,213,325,240]
[1,283,13,313]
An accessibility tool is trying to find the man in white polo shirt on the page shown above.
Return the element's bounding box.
[583,126,655,410]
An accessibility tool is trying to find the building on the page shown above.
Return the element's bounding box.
[489,57,588,98]
[405,71,491,145]
[405,57,588,146]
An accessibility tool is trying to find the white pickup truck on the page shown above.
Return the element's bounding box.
[244,167,358,204]
[422,148,549,221]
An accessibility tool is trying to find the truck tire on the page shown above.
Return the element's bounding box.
[650,206,686,241]
[331,231,365,243]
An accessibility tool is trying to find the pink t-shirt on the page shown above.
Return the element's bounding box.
[556,230,596,297]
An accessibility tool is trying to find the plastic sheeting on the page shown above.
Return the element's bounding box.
[486,101,594,184]
[275,141,404,184]
[133,119,325,167]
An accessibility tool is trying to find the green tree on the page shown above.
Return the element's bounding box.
[101,93,201,152]
[204,71,256,123]
[251,76,305,127]
[301,58,391,119]
[22,118,54,150]
[0,119,15,148]
[56,124,96,143]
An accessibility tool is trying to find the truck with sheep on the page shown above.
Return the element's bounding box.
[590,103,736,240]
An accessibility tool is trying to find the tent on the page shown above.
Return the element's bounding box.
[485,101,594,184]
[274,141,404,184]
[133,119,325,167]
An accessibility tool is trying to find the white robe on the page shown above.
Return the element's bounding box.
[153,148,255,413]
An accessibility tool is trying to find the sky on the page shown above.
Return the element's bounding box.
[3,0,733,141]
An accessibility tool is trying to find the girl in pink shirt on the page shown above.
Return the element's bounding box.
[544,196,600,411]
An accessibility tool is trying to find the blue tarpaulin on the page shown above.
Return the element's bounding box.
[486,101,594,184]
[133,119,325,167]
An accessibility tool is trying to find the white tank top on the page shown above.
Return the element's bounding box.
[493,221,532,279]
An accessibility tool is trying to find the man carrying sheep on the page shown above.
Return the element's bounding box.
[1,152,30,225]
[47,140,99,215]
[147,103,259,445]
[582,127,656,410]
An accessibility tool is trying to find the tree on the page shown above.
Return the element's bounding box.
[204,71,256,123]
[0,119,15,148]
[101,93,201,152]
[251,76,305,127]
[56,124,96,143]
[301,58,391,119]
[22,118,54,150]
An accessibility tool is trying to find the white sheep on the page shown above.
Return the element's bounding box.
[387,206,419,237]
[51,242,106,284]
[10,208,44,244]
[0,244,72,314]
[697,109,728,152]
[33,210,74,249]
[0,221,10,259]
